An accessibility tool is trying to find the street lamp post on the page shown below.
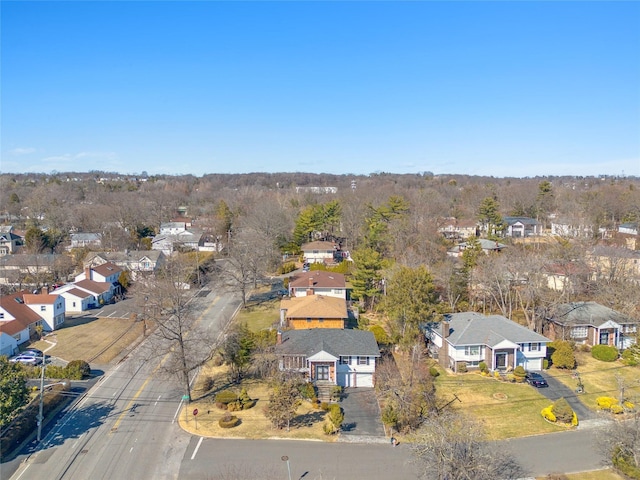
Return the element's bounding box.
[281,456,291,480]
[36,351,45,442]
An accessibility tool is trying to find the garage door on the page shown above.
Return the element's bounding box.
[523,358,543,372]
[354,373,374,388]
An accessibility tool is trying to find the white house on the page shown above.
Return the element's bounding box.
[57,288,94,313]
[427,312,550,373]
[69,232,102,249]
[288,271,347,299]
[0,292,45,351]
[84,250,166,280]
[300,241,339,264]
[276,328,380,388]
[22,291,65,331]
[503,217,543,238]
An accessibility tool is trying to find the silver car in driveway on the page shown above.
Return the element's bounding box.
[10,354,43,366]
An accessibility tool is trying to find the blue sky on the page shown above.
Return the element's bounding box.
[2,1,639,177]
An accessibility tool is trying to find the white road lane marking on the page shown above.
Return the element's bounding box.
[191,437,203,460]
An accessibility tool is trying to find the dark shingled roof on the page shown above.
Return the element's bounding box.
[277,329,380,358]
[435,312,549,347]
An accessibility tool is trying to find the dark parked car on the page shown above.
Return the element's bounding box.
[526,372,548,388]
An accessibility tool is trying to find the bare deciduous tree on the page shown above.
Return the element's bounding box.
[411,411,525,480]
[133,256,215,402]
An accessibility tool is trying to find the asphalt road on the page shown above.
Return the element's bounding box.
[7,286,242,480]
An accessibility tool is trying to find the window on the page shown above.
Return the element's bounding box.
[465,346,481,356]
[571,326,588,338]
[0,313,4,319]
[306,318,312,323]
[319,318,324,323]
[358,356,369,366]
[530,343,539,351]
[340,356,350,365]
[73,302,76,308]
[40,306,46,312]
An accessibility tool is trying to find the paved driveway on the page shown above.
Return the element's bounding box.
[338,387,387,443]
[535,371,594,421]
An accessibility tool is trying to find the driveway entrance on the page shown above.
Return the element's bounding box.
[536,372,594,421]
[338,388,386,443]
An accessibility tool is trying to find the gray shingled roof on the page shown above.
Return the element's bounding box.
[277,329,380,358]
[548,302,638,327]
[437,312,549,347]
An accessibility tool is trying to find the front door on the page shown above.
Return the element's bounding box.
[316,365,329,381]
[599,331,610,345]
[496,352,507,369]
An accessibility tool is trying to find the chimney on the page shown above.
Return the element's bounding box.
[306,275,314,296]
[276,331,282,345]
[85,266,92,280]
[442,320,450,338]
[41,285,49,295]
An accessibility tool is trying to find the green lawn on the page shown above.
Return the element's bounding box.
[545,351,640,413]
[235,298,280,333]
[434,369,567,440]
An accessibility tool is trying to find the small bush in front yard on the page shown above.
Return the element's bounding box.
[238,387,255,410]
[478,361,488,373]
[429,366,440,377]
[622,347,640,366]
[323,404,343,435]
[541,406,556,422]
[457,362,467,373]
[65,360,91,379]
[552,397,574,423]
[215,390,238,405]
[218,413,240,428]
[592,345,619,362]
[298,382,316,400]
[597,396,619,410]
[513,366,526,381]
[543,359,549,369]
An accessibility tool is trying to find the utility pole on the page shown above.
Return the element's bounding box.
[37,352,45,442]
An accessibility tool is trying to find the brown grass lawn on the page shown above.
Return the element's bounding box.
[179,364,332,441]
[536,469,625,480]
[235,298,280,333]
[545,352,640,412]
[434,367,566,440]
[28,316,144,364]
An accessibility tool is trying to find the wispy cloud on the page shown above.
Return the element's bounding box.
[10,147,36,155]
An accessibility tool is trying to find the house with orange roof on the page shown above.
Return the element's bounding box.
[279,294,348,330]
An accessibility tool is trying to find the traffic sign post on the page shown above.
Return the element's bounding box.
[193,408,198,430]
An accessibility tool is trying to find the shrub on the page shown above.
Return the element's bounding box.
[494,371,501,379]
[324,404,344,435]
[541,406,556,422]
[65,360,91,380]
[320,402,330,411]
[552,397,574,423]
[579,343,591,353]
[550,341,576,369]
[622,348,640,366]
[298,382,316,400]
[591,345,619,362]
[624,401,635,410]
[611,404,624,414]
[513,365,526,377]
[478,361,488,373]
[277,262,297,275]
[215,390,238,405]
[381,403,398,428]
[218,413,240,428]
[200,376,215,393]
[597,396,619,410]
[369,325,391,345]
[506,374,516,383]
[571,412,579,426]
[612,446,640,479]
[227,401,241,412]
[543,359,549,370]
[215,401,226,410]
[331,386,343,401]
[429,366,440,377]
[457,362,467,373]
